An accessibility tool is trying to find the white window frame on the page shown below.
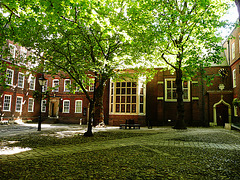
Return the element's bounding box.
[18,72,25,88]
[75,100,82,113]
[64,79,71,92]
[109,79,146,115]
[41,100,47,113]
[28,98,34,112]
[15,96,23,112]
[42,80,48,92]
[20,47,27,60]
[164,79,190,102]
[232,42,235,60]
[6,69,14,86]
[233,69,236,88]
[63,100,70,113]
[29,75,36,90]
[52,79,59,92]
[9,44,16,58]
[3,95,12,112]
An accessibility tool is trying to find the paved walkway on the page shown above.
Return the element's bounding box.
[1,126,240,162]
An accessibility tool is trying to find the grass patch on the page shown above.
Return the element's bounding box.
[1,145,239,179]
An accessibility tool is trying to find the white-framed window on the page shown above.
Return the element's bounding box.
[18,72,25,88]
[28,98,34,112]
[41,100,47,112]
[3,95,12,111]
[89,83,94,92]
[75,100,82,113]
[232,42,235,60]
[52,79,59,92]
[16,96,23,112]
[20,47,27,60]
[6,69,14,86]
[64,79,71,92]
[42,80,48,92]
[233,69,236,88]
[9,44,16,58]
[63,100,70,113]
[29,75,35,90]
[109,80,146,115]
[165,79,190,102]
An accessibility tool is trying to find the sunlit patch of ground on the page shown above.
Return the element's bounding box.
[41,127,119,138]
[0,141,31,155]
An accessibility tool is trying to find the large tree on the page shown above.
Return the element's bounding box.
[128,0,230,129]
[7,0,155,136]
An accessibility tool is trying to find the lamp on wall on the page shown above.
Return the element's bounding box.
[38,73,47,131]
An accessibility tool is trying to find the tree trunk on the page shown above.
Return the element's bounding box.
[94,83,105,126]
[173,69,187,129]
[84,100,94,137]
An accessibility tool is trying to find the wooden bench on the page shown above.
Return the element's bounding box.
[120,119,140,129]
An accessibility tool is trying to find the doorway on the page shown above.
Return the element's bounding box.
[216,104,229,126]
[49,98,59,118]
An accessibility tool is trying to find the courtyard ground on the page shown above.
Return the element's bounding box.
[0,123,240,179]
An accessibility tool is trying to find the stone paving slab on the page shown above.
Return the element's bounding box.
[1,129,240,162]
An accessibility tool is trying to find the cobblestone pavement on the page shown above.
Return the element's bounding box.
[0,125,240,162]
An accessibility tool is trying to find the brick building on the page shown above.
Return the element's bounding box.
[1,26,239,127]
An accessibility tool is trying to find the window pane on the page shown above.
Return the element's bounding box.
[183,81,188,88]
[121,96,125,103]
[132,96,136,103]
[127,96,131,103]
[126,104,130,113]
[121,88,126,94]
[173,81,176,88]
[16,97,22,112]
[140,96,143,103]
[167,90,171,99]
[122,82,126,87]
[132,104,136,113]
[140,104,143,113]
[110,104,113,112]
[116,104,120,112]
[116,96,120,103]
[111,96,113,103]
[121,104,125,112]
[3,95,11,111]
[116,88,120,94]
[167,81,171,88]
[173,90,177,99]
[132,88,136,94]
[183,89,188,99]
[127,88,131,94]
[132,82,137,87]
[116,82,120,87]
[127,82,131,87]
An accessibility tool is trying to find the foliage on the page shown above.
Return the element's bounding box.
[233,98,240,107]
[3,0,156,136]
[128,0,231,128]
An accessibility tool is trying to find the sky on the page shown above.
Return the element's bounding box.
[220,2,239,38]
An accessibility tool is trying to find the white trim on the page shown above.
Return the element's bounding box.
[18,72,25,88]
[15,96,23,112]
[6,69,14,86]
[52,79,59,92]
[212,96,231,126]
[233,69,236,88]
[63,100,70,113]
[3,94,12,112]
[75,100,82,113]
[29,75,36,90]
[164,78,190,102]
[42,80,48,92]
[28,98,34,112]
[9,43,16,58]
[64,79,71,92]
[231,41,235,60]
